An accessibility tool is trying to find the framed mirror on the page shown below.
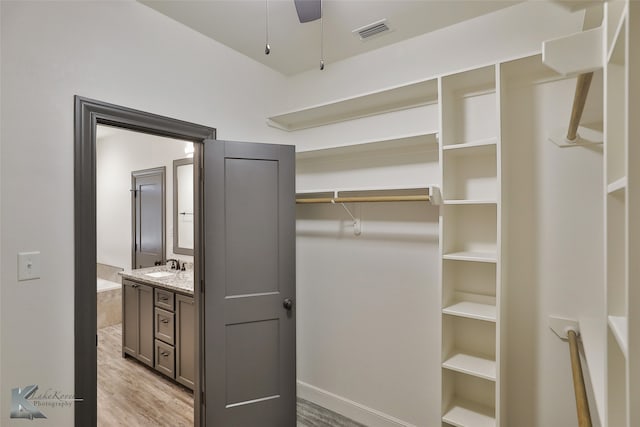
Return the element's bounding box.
[173,158,194,255]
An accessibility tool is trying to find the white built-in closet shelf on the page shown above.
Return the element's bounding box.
[295,132,438,158]
[443,200,497,205]
[443,251,497,263]
[267,79,438,131]
[443,301,496,322]
[443,352,496,381]
[442,398,496,427]
[607,176,627,194]
[442,137,497,152]
[295,187,435,203]
[608,315,628,356]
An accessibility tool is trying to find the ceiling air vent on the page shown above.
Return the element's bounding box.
[353,19,390,40]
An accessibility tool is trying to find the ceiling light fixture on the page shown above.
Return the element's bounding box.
[184,143,194,158]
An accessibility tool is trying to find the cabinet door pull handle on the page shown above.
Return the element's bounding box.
[160,295,168,301]
[161,318,169,324]
[161,351,169,357]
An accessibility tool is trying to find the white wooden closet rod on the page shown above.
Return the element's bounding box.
[567,330,592,427]
[566,72,594,142]
[296,195,431,204]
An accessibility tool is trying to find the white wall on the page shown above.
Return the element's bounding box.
[0,1,287,425]
[96,126,193,270]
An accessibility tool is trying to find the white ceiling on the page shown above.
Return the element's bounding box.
[139,0,524,76]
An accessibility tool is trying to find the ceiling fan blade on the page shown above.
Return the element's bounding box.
[294,0,321,23]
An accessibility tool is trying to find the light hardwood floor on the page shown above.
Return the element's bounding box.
[98,324,364,427]
[98,324,194,427]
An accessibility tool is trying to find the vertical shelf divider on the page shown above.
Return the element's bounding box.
[604,1,637,426]
[440,64,501,426]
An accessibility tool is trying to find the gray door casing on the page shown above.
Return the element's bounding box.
[203,140,296,426]
[74,96,215,426]
[131,167,165,269]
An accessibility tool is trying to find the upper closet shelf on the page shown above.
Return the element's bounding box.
[267,79,438,131]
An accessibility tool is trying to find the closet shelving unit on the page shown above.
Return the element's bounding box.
[604,2,636,425]
[439,65,501,427]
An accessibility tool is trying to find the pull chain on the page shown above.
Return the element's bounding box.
[265,0,271,55]
[319,0,324,70]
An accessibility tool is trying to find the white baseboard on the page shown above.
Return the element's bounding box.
[297,381,416,427]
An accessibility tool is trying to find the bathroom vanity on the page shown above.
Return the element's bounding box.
[119,266,195,390]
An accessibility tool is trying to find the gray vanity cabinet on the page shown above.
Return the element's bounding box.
[122,277,194,390]
[122,279,154,367]
[176,294,195,389]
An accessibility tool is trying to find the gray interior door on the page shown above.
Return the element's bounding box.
[131,167,165,268]
[203,140,296,426]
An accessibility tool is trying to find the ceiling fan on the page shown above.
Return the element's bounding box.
[294,0,321,23]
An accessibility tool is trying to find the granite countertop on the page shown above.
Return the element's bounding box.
[119,265,194,295]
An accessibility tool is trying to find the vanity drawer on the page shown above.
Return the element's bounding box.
[154,288,174,311]
[154,307,175,345]
[155,339,175,378]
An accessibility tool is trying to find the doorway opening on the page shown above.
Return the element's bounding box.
[95,124,196,425]
[74,96,214,426]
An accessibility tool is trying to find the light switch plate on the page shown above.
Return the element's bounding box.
[18,251,41,281]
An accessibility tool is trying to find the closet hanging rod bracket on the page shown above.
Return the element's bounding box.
[549,315,580,340]
[337,202,361,236]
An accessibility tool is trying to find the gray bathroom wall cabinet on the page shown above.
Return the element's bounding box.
[122,278,195,390]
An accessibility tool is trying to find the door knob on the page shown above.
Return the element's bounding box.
[283,298,293,311]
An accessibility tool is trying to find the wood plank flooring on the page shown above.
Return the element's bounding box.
[98,324,364,427]
[98,324,193,427]
[296,399,366,427]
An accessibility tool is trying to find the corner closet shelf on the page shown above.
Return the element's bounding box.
[608,315,628,356]
[442,399,496,427]
[267,79,438,131]
[607,176,627,194]
[443,251,497,263]
[443,352,496,381]
[443,301,496,322]
[295,132,438,158]
[442,137,497,152]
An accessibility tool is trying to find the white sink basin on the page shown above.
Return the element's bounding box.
[145,271,174,278]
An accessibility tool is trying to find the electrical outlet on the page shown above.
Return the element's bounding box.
[18,251,41,281]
